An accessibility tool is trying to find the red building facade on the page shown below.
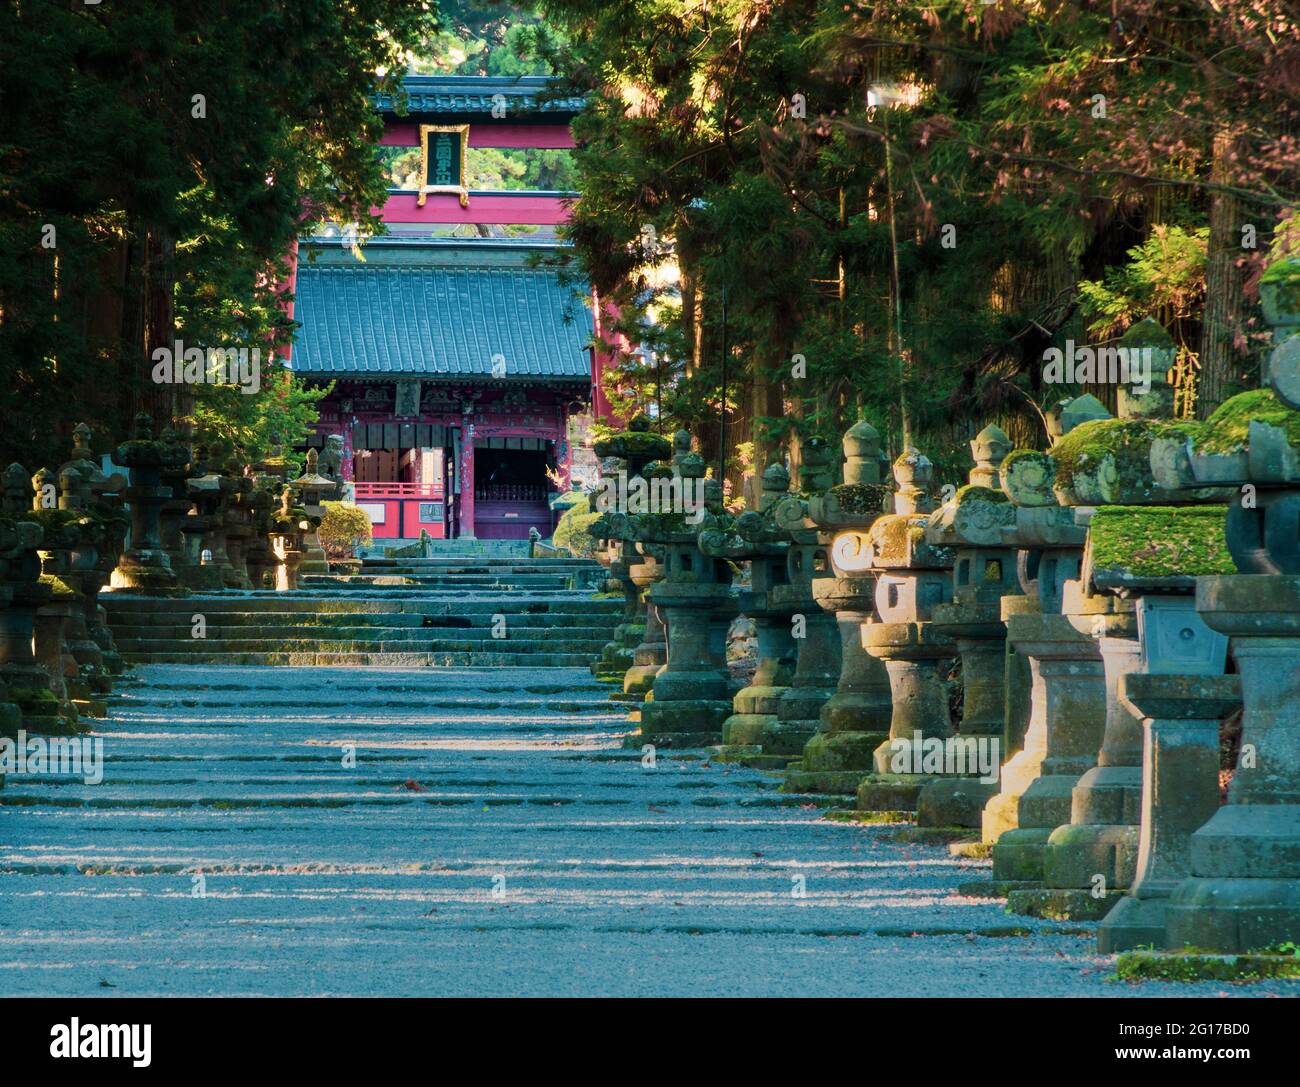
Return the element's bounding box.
[286,76,612,541]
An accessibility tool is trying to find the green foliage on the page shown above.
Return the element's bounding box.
[542,0,1295,479]
[552,493,601,556]
[1078,227,1209,338]
[0,0,438,469]
[318,501,373,558]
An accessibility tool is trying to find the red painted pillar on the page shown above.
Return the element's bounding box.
[459,424,476,538]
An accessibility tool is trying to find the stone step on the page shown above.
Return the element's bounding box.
[307,574,579,587]
[115,635,612,654]
[358,558,598,569]
[103,596,622,616]
[108,622,621,640]
[118,650,606,667]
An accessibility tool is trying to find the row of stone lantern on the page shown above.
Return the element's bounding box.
[0,415,344,752]
[587,254,1300,962]
[105,413,339,596]
[0,424,131,736]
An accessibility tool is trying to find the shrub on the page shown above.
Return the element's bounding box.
[318,501,372,558]
[553,494,601,557]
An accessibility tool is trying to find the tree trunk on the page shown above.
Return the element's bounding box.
[1199,129,1246,417]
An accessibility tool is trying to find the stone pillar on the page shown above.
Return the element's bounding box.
[639,578,736,747]
[622,555,668,700]
[990,612,1105,884]
[981,542,1088,844]
[1165,575,1300,950]
[768,541,840,757]
[786,421,893,794]
[766,439,843,757]
[720,553,797,751]
[1097,673,1238,953]
[785,577,892,792]
[855,449,957,818]
[1001,593,1036,760]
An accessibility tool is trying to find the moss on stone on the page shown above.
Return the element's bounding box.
[871,515,926,562]
[1114,946,1300,983]
[1197,388,1300,455]
[1089,505,1235,578]
[1000,448,1049,474]
[592,431,673,462]
[1051,418,1202,494]
[829,482,891,514]
[954,484,1008,505]
[38,574,81,598]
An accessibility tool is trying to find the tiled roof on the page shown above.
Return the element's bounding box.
[374,75,585,116]
[289,250,594,382]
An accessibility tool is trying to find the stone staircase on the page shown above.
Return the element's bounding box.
[306,556,603,594]
[102,556,619,668]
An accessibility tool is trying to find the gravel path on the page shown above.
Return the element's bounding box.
[2,664,1292,997]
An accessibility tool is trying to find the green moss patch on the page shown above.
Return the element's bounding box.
[871,515,926,562]
[1052,418,1202,495]
[592,431,673,461]
[1089,506,1235,578]
[1198,388,1300,455]
[829,482,891,514]
[1114,947,1300,983]
[38,574,81,598]
[954,484,1008,505]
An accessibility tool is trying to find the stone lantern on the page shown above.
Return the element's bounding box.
[784,420,894,794]
[0,468,58,731]
[633,432,738,748]
[697,461,797,762]
[919,424,1020,826]
[1005,320,1232,919]
[270,487,310,591]
[1142,254,1300,952]
[59,423,129,677]
[243,481,280,590]
[292,448,340,576]
[980,412,1108,889]
[855,448,958,817]
[156,424,198,582]
[761,438,843,757]
[184,447,237,591]
[588,417,672,691]
[0,518,44,736]
[111,413,185,592]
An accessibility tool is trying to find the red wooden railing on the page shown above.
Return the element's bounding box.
[354,481,443,499]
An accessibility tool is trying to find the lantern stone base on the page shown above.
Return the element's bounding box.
[636,699,732,748]
[917,777,998,829]
[111,550,183,594]
[1005,887,1126,922]
[1162,575,1300,953]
